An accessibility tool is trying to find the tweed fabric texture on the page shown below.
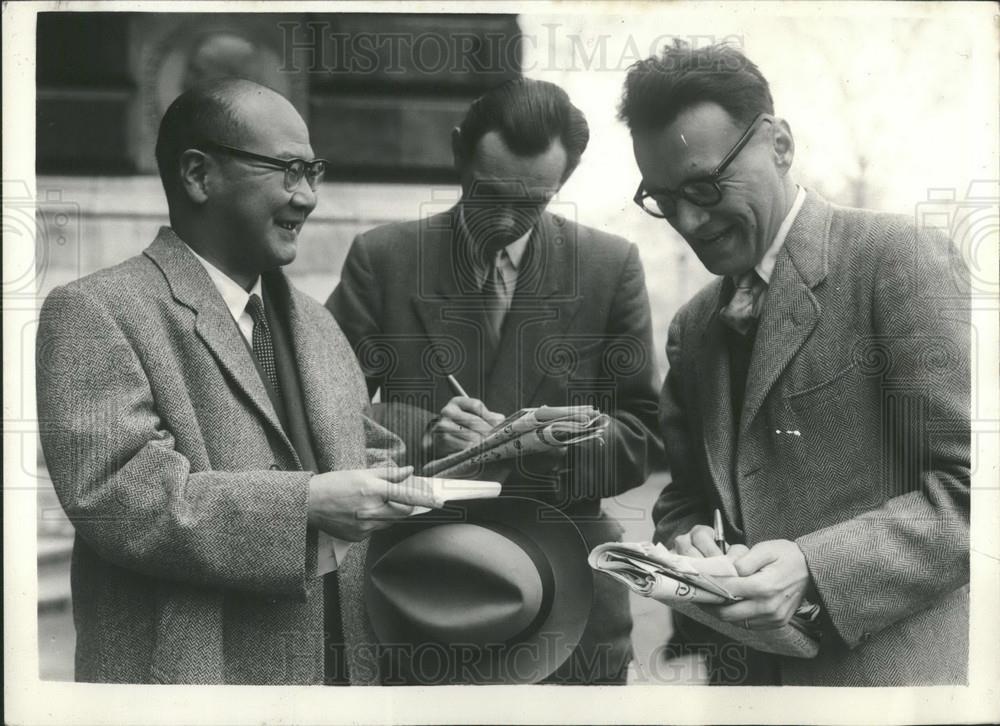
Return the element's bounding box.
[37,227,401,684]
[327,208,668,683]
[653,191,970,685]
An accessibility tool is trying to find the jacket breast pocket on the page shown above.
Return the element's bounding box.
[774,360,886,520]
[784,360,863,412]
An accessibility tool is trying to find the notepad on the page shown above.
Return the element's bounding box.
[316,476,503,575]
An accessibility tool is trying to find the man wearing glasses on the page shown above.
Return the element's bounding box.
[327,78,665,683]
[36,79,419,684]
[620,42,969,685]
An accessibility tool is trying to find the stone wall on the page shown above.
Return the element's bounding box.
[35,175,448,302]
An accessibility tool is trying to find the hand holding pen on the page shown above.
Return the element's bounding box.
[425,374,505,457]
[713,508,729,555]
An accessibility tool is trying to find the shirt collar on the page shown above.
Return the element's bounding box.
[458,204,531,270]
[755,185,806,284]
[188,245,264,320]
[502,230,530,269]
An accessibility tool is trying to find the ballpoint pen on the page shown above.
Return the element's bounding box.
[446,374,469,398]
[713,508,729,555]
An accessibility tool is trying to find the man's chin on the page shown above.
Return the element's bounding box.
[694,241,756,277]
[696,251,739,277]
[484,228,528,250]
[267,239,299,267]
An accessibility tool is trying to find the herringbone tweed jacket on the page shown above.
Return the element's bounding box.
[654,190,970,686]
[36,227,397,684]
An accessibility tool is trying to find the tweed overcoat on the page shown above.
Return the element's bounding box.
[36,227,398,684]
[653,191,970,686]
[327,207,667,682]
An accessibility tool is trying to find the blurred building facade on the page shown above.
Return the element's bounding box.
[36,11,523,299]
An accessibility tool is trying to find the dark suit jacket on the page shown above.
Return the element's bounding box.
[36,227,399,684]
[654,191,970,686]
[327,207,666,682]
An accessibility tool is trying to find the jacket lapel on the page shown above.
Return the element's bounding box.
[485,213,581,414]
[143,228,294,457]
[696,281,744,531]
[282,280,361,473]
[411,209,491,400]
[740,191,829,435]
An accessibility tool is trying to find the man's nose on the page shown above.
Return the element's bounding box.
[671,198,710,237]
[289,180,318,214]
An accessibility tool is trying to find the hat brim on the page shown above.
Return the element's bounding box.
[365,496,593,685]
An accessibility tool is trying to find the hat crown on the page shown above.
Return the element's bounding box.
[364,497,594,684]
[369,524,544,645]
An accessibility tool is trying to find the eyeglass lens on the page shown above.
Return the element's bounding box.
[644,181,721,217]
[285,160,326,191]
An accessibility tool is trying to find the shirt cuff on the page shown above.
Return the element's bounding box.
[316,531,355,575]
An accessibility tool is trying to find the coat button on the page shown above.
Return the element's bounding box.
[861,632,872,643]
[269,464,281,470]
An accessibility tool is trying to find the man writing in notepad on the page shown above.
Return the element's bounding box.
[620,41,969,685]
[327,78,666,684]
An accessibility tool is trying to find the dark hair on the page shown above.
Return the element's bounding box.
[618,40,774,133]
[154,78,264,203]
[457,78,590,179]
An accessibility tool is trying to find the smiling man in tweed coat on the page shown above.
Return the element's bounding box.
[621,42,969,685]
[36,79,418,684]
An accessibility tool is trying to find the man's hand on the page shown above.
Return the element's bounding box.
[707,539,812,630]
[672,524,728,558]
[424,396,505,456]
[306,465,414,541]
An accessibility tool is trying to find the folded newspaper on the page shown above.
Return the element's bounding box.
[589,541,821,658]
[421,405,610,478]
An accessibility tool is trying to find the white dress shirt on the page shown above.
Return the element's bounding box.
[188,246,263,343]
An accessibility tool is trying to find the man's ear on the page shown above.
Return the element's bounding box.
[771,118,795,175]
[178,149,211,205]
[451,127,465,172]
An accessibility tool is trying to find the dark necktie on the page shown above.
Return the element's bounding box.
[246,293,281,395]
[719,270,767,336]
[719,272,765,423]
[482,251,509,346]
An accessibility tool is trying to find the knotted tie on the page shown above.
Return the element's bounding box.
[719,270,767,336]
[246,293,281,395]
[482,250,511,345]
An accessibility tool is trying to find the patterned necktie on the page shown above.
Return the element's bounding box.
[719,270,767,336]
[246,293,281,395]
[482,250,510,345]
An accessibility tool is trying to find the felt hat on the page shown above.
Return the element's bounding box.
[365,497,593,685]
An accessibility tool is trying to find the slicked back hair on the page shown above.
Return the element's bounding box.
[618,40,774,133]
[155,78,267,205]
[457,78,589,181]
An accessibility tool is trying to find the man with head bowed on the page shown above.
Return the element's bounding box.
[327,78,666,684]
[36,78,420,684]
[621,42,970,685]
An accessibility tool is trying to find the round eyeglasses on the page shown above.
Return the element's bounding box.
[633,113,772,219]
[199,140,328,192]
